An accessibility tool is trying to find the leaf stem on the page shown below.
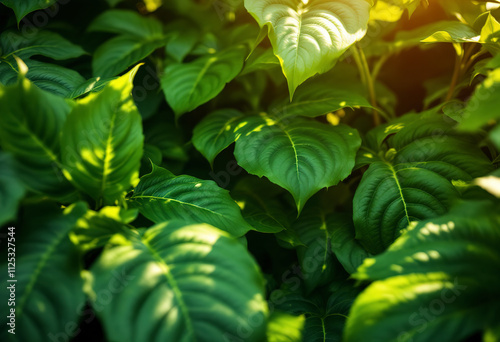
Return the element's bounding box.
[352,44,380,126]
[445,43,480,102]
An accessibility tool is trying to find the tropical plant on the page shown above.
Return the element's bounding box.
[1,0,499,341]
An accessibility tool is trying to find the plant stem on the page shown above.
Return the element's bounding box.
[445,43,478,102]
[352,44,381,126]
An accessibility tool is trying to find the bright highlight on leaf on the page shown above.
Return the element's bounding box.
[245,0,371,99]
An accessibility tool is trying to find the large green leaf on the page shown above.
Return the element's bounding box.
[128,165,254,237]
[61,65,144,207]
[234,115,361,212]
[353,115,494,254]
[0,152,25,226]
[0,202,87,342]
[89,10,166,77]
[345,201,500,342]
[244,0,371,98]
[161,47,246,118]
[192,109,245,166]
[89,220,268,341]
[0,64,75,199]
[0,0,56,24]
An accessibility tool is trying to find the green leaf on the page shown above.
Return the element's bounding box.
[92,35,166,78]
[270,79,373,119]
[241,47,280,76]
[234,115,361,212]
[61,65,144,206]
[267,311,305,342]
[329,214,371,274]
[275,282,360,342]
[144,120,188,161]
[345,201,500,342]
[231,177,290,234]
[0,30,86,60]
[164,20,200,62]
[0,66,75,199]
[88,10,164,38]
[244,0,371,99]
[0,60,86,97]
[192,109,245,165]
[0,0,56,24]
[0,152,25,226]
[128,165,254,237]
[89,220,268,341]
[0,202,87,342]
[354,115,494,254]
[290,208,339,292]
[479,12,500,55]
[70,206,139,252]
[161,47,246,118]
[460,67,500,131]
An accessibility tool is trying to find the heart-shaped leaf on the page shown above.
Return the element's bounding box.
[244,0,371,98]
[89,220,268,341]
[234,115,361,213]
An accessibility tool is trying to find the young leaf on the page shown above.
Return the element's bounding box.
[0,0,56,24]
[234,115,362,213]
[0,202,87,342]
[161,46,246,118]
[370,0,422,22]
[127,165,254,237]
[192,108,245,166]
[70,206,139,252]
[0,64,75,199]
[345,201,500,342]
[244,0,371,99]
[354,115,494,254]
[89,221,268,342]
[61,65,144,207]
[0,152,25,226]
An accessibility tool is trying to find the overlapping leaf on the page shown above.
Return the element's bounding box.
[0,63,75,199]
[61,65,144,206]
[353,115,494,254]
[244,0,371,98]
[0,202,87,342]
[0,152,25,226]
[128,165,254,237]
[345,201,500,342]
[0,0,57,24]
[89,221,268,342]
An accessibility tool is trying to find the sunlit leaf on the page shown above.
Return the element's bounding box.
[61,65,144,206]
[244,0,371,98]
[128,164,254,237]
[89,220,268,341]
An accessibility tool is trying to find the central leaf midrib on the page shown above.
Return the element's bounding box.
[386,162,411,227]
[188,56,217,100]
[131,195,226,218]
[142,239,196,340]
